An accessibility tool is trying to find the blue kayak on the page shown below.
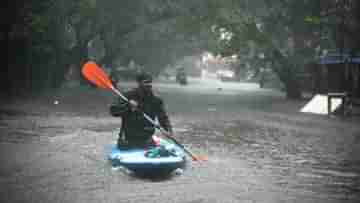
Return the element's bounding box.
[107,137,187,176]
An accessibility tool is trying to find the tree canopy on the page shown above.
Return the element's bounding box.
[6,0,360,98]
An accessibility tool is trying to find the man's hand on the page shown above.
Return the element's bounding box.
[129,99,138,111]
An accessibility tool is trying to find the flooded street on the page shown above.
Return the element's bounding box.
[1,78,360,203]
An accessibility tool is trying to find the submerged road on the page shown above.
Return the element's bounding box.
[1,78,360,203]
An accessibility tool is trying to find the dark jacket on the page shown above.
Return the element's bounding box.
[110,88,172,147]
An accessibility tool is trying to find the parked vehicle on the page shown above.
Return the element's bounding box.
[176,68,188,85]
[216,69,236,81]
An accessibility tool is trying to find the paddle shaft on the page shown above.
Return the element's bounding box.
[82,61,202,161]
[110,86,199,161]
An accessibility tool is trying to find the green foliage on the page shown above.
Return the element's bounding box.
[194,0,329,98]
[6,0,358,97]
[304,16,321,25]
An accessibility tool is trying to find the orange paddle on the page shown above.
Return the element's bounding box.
[81,61,208,162]
[82,61,113,89]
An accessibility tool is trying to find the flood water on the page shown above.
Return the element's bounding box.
[1,78,359,203]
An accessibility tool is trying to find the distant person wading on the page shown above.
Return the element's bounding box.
[110,72,174,148]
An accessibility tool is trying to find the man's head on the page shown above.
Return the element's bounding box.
[136,72,153,95]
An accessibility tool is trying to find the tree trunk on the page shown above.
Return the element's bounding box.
[69,42,89,86]
[52,44,69,89]
[2,25,11,93]
[283,75,302,99]
[274,66,302,99]
[354,1,360,51]
[272,50,302,99]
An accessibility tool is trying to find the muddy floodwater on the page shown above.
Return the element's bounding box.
[1,78,360,203]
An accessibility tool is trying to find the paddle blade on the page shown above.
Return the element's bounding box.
[81,61,113,89]
[192,155,208,162]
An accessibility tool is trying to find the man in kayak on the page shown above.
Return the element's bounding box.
[110,72,174,148]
